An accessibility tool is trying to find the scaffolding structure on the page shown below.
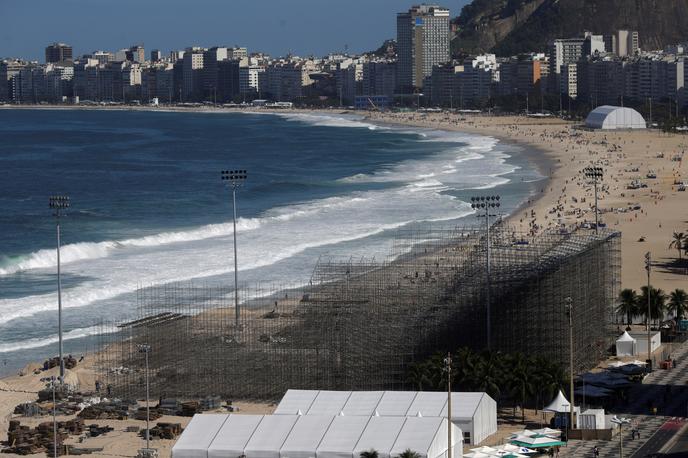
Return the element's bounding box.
[95,224,621,400]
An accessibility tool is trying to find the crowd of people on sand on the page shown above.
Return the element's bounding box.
[365,111,685,239]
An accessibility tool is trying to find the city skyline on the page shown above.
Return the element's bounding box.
[0,0,469,61]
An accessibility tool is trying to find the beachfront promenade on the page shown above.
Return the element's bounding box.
[560,337,688,457]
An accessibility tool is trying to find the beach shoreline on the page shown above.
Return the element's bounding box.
[3,102,686,289]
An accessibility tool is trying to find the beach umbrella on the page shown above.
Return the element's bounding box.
[510,434,565,448]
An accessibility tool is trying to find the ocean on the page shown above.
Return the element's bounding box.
[0,108,544,375]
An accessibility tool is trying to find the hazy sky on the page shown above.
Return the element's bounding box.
[1,0,470,61]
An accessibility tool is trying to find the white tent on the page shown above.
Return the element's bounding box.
[171,414,228,458]
[342,391,384,416]
[208,414,263,458]
[585,106,646,129]
[353,416,407,458]
[273,389,318,415]
[442,392,498,445]
[280,415,334,458]
[391,417,457,458]
[244,415,298,458]
[307,390,352,415]
[173,413,462,458]
[615,331,637,356]
[275,390,497,445]
[317,416,371,458]
[544,390,574,414]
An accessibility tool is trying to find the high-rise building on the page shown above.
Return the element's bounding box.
[362,61,396,98]
[0,61,8,102]
[396,4,450,92]
[126,45,146,63]
[183,47,205,100]
[202,47,228,101]
[45,43,73,63]
[150,49,162,62]
[616,30,639,57]
[239,65,265,97]
[548,38,585,93]
[217,59,240,102]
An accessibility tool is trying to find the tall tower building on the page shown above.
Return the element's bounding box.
[396,4,450,93]
[45,43,73,63]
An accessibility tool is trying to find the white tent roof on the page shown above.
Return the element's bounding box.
[407,392,447,417]
[273,389,319,415]
[390,417,445,458]
[342,391,384,416]
[208,414,263,458]
[244,415,298,458]
[353,416,407,458]
[543,390,572,413]
[172,414,228,458]
[317,416,371,458]
[616,331,636,342]
[279,415,334,458]
[275,390,497,446]
[174,413,462,458]
[307,390,352,415]
[376,391,418,416]
[585,106,646,130]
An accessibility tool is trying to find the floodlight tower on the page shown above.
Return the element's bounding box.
[583,167,604,233]
[470,195,501,350]
[444,352,453,458]
[137,344,152,452]
[49,195,69,382]
[221,170,247,327]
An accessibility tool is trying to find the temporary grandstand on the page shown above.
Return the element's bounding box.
[95,224,621,400]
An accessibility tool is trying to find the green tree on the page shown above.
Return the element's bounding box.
[616,289,639,326]
[639,286,667,325]
[360,450,379,458]
[532,356,566,412]
[668,289,688,321]
[473,351,504,400]
[506,353,535,422]
[669,232,686,261]
[397,449,421,458]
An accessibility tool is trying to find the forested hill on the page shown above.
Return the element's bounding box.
[452,0,688,56]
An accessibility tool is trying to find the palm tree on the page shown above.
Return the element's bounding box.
[397,449,421,458]
[639,286,667,326]
[360,450,379,458]
[668,289,688,321]
[532,357,566,413]
[670,232,686,261]
[506,353,535,423]
[473,351,503,401]
[616,289,638,326]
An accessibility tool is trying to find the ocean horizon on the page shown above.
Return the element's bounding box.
[0,108,545,376]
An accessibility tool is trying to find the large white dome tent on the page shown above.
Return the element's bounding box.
[585,105,646,130]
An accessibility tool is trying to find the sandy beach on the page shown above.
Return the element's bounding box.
[365,110,688,293]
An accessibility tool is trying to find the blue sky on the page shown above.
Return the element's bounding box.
[0,0,470,61]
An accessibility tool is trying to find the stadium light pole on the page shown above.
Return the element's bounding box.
[583,167,604,233]
[471,195,500,350]
[565,296,575,432]
[221,170,247,328]
[49,195,69,383]
[444,352,452,458]
[51,375,58,458]
[137,344,151,451]
[645,252,652,369]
